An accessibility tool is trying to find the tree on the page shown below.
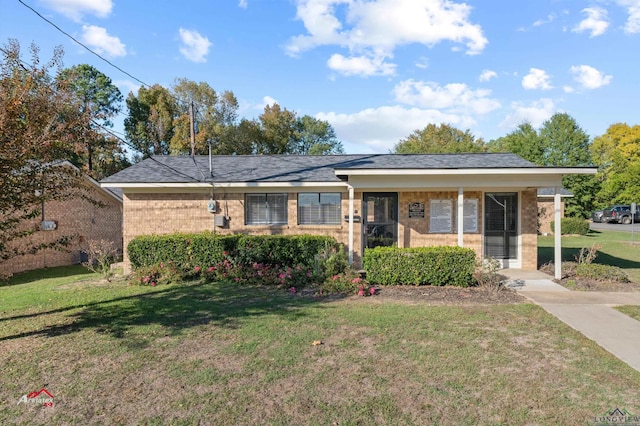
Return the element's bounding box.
[124,84,177,159]
[0,40,97,269]
[255,103,299,154]
[487,122,544,164]
[393,123,486,154]
[169,78,241,155]
[591,123,640,205]
[539,113,595,218]
[295,115,344,155]
[58,64,124,178]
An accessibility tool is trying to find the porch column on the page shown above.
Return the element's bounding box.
[348,185,354,265]
[554,187,562,279]
[457,187,464,247]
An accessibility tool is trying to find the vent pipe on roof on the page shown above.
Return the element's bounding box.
[208,140,212,177]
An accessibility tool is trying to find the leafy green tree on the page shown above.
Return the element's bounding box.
[295,115,344,155]
[393,123,486,154]
[255,103,299,154]
[124,84,177,159]
[591,123,640,205]
[169,78,241,155]
[539,113,594,217]
[0,40,97,268]
[58,64,124,178]
[487,122,544,164]
[539,113,591,167]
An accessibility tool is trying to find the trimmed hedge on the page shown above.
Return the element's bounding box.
[576,263,629,282]
[363,246,476,287]
[550,217,590,235]
[128,232,339,270]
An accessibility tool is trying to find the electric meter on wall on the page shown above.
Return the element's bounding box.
[207,199,217,213]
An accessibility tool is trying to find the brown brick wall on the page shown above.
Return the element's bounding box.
[122,190,364,271]
[3,184,123,275]
[537,199,564,235]
[398,191,484,260]
[121,188,540,272]
[521,189,538,270]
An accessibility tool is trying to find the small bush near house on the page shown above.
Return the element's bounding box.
[363,246,476,287]
[129,261,184,286]
[474,257,504,292]
[321,270,374,296]
[576,263,629,283]
[82,239,120,281]
[550,217,590,235]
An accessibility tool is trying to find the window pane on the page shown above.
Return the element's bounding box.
[267,193,288,224]
[320,193,341,224]
[246,194,266,225]
[299,193,340,224]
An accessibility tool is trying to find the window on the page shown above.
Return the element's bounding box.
[245,193,288,225]
[298,193,341,225]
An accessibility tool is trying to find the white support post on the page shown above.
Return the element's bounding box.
[348,185,354,265]
[457,187,464,247]
[554,187,562,279]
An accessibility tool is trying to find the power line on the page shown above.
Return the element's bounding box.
[17,0,151,89]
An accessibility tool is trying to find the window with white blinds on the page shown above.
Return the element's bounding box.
[298,193,341,225]
[245,193,288,225]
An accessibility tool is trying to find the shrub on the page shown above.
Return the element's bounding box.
[550,217,589,235]
[233,235,338,268]
[128,233,239,270]
[473,257,503,292]
[129,261,183,286]
[321,270,374,296]
[81,239,120,281]
[576,263,629,282]
[363,246,476,287]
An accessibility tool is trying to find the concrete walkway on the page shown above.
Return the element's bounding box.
[501,269,640,372]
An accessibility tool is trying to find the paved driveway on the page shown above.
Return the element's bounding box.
[591,221,640,234]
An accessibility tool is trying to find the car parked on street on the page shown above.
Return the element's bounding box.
[600,205,640,224]
[591,209,604,223]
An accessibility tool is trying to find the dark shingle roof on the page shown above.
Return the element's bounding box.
[101,153,539,184]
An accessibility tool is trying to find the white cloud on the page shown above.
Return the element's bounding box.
[479,69,497,82]
[533,14,556,27]
[563,86,575,93]
[573,7,609,37]
[81,25,126,57]
[262,96,278,108]
[570,65,612,89]
[317,106,475,152]
[40,0,112,21]
[616,0,640,33]
[114,80,140,96]
[393,79,500,115]
[522,68,553,90]
[178,29,212,63]
[499,99,556,131]
[415,57,429,69]
[327,53,396,76]
[238,0,248,8]
[286,0,487,77]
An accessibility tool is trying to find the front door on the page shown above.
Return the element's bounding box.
[484,193,518,260]
[363,193,398,251]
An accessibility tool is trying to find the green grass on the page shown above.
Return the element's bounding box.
[539,229,640,282]
[616,305,640,321]
[1,267,639,425]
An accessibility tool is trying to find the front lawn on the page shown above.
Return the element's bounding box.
[1,266,639,424]
[539,229,640,283]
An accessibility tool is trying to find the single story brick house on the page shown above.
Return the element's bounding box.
[101,153,596,278]
[3,173,123,275]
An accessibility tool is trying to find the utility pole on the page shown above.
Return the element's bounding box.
[189,101,196,156]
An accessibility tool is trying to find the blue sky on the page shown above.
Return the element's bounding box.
[2,0,639,153]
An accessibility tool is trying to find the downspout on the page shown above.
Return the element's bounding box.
[348,185,354,265]
[457,187,464,247]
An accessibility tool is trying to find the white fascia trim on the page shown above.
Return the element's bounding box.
[101,181,348,189]
[334,167,598,176]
